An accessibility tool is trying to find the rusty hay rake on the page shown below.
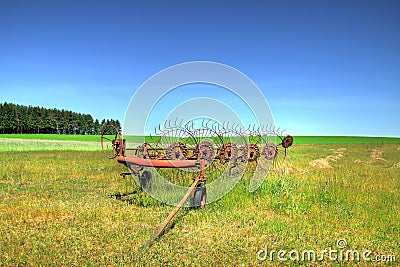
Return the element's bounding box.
[100,119,293,249]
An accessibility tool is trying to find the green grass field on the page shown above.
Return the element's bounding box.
[0,135,399,266]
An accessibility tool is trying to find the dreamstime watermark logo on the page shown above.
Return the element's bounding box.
[257,238,396,263]
[123,61,276,206]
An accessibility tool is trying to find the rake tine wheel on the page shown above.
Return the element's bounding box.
[100,125,121,159]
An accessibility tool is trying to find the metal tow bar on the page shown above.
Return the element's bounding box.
[141,160,207,252]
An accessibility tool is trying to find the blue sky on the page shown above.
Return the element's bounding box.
[0,0,399,136]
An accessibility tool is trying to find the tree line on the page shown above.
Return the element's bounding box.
[0,102,120,135]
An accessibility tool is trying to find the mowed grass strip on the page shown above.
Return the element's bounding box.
[0,138,101,151]
[1,142,399,266]
[0,134,148,143]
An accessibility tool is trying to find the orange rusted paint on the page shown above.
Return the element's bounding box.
[117,155,198,168]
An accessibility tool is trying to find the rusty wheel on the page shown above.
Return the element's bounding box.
[246,144,260,162]
[262,143,278,161]
[281,135,293,149]
[217,142,238,164]
[195,141,215,166]
[166,142,187,160]
[101,125,121,159]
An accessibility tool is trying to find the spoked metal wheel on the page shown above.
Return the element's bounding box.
[101,125,122,159]
[257,134,293,169]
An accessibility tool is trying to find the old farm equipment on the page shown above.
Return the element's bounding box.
[100,120,293,248]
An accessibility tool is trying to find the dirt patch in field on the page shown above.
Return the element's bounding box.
[392,162,400,169]
[310,148,346,169]
[355,148,391,164]
[310,158,332,169]
[370,148,387,162]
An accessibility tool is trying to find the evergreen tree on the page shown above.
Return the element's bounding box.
[0,102,120,135]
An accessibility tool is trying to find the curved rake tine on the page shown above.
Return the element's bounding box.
[184,120,190,130]
[210,120,215,129]
[202,118,209,128]
[207,118,212,128]
[269,126,274,135]
[232,124,236,132]
[219,122,223,130]
[212,120,219,131]
[203,118,208,128]
[217,123,222,132]
[204,119,209,128]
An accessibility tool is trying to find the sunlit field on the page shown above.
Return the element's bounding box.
[0,136,399,266]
